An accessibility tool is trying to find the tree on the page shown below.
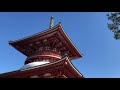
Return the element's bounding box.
[107,12,120,40]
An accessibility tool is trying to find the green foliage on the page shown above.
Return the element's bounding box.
[107,12,120,40]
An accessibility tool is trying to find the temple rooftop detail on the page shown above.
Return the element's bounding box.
[9,22,83,61]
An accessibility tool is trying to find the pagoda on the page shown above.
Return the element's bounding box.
[0,16,84,78]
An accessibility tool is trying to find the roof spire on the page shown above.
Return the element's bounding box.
[49,16,54,29]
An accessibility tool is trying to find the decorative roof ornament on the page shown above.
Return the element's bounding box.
[49,16,54,29]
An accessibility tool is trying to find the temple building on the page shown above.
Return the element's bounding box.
[0,16,84,78]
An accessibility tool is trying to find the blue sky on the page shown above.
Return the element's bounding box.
[0,12,120,78]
